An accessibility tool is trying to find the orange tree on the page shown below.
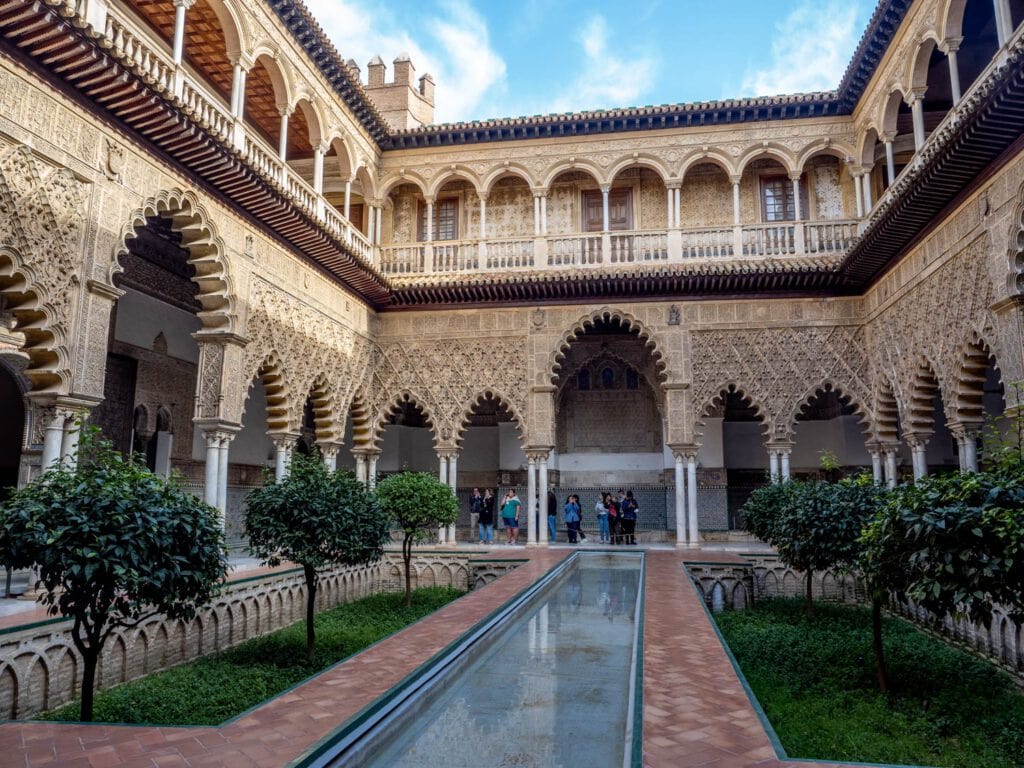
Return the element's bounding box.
[245,453,390,663]
[0,426,228,721]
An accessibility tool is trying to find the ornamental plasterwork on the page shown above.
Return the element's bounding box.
[866,236,1001,427]
[241,277,374,435]
[0,143,88,394]
[368,336,530,447]
[690,325,872,442]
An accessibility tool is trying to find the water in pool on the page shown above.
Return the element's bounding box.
[359,554,642,768]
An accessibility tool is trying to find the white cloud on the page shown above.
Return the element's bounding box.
[739,0,860,97]
[546,15,657,113]
[302,0,506,124]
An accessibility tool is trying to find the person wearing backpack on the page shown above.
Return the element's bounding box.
[621,490,639,545]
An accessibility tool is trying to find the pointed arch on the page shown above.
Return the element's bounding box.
[953,332,1002,426]
[907,358,943,434]
[694,383,771,439]
[245,352,291,434]
[456,387,527,444]
[114,189,235,334]
[304,373,340,443]
[869,374,902,443]
[549,307,668,385]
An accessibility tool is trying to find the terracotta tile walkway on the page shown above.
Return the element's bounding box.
[0,546,865,768]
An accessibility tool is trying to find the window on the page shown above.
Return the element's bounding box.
[760,176,808,222]
[601,367,615,389]
[418,197,459,241]
[582,189,633,232]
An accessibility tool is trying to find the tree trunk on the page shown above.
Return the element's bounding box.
[403,533,413,608]
[304,564,317,664]
[805,570,814,619]
[872,597,889,693]
[80,648,99,722]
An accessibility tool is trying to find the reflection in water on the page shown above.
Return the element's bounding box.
[360,555,642,768]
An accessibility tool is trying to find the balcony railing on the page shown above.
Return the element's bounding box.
[379,221,859,277]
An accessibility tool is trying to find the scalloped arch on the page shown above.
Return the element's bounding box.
[113,189,235,334]
[694,382,771,439]
[907,357,944,434]
[304,373,340,443]
[868,374,902,443]
[372,390,439,448]
[787,380,872,439]
[242,351,291,434]
[548,308,668,385]
[952,331,1003,427]
[455,387,527,444]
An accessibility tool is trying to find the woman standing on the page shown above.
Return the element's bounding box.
[500,490,521,546]
[479,488,495,545]
[607,492,620,545]
[620,490,639,545]
[564,494,581,543]
[595,493,611,544]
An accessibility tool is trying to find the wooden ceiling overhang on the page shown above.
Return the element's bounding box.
[386,258,845,309]
[0,0,391,307]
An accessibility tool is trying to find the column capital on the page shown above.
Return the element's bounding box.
[729,174,742,185]
[599,183,612,193]
[531,188,548,198]
[436,448,459,460]
[788,170,804,182]
[940,35,963,54]
[525,447,553,461]
[317,441,343,458]
[766,440,794,453]
[277,104,294,118]
[194,418,241,437]
[173,0,196,9]
[902,431,932,449]
[270,432,300,450]
[947,420,983,440]
[907,86,927,103]
[880,131,897,143]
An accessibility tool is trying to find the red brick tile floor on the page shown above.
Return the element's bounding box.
[1,547,865,768]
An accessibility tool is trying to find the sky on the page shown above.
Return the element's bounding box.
[302,0,879,124]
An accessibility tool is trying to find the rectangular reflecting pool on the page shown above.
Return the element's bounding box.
[320,553,643,768]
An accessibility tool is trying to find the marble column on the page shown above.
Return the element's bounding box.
[447,453,458,545]
[944,39,962,104]
[910,93,926,150]
[601,187,610,231]
[367,451,379,488]
[780,448,792,481]
[273,435,296,481]
[278,108,290,161]
[673,451,686,547]
[768,449,780,483]
[537,451,550,547]
[883,446,899,488]
[869,445,883,484]
[526,454,537,547]
[40,407,68,471]
[217,433,232,514]
[171,0,192,66]
[686,452,699,548]
[437,453,448,544]
[203,431,220,508]
[883,135,897,186]
[354,453,368,484]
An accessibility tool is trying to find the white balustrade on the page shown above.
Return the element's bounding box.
[380,245,426,275]
[286,174,319,217]
[433,241,478,272]
[486,238,534,269]
[102,15,174,93]
[244,135,285,185]
[610,231,668,263]
[803,220,859,254]
[548,235,604,266]
[743,224,796,257]
[679,227,735,259]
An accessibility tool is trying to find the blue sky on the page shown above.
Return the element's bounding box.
[303,0,878,124]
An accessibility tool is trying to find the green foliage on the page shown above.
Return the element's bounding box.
[374,471,459,540]
[818,450,841,473]
[862,467,1024,626]
[42,587,462,725]
[740,481,794,545]
[245,453,391,572]
[375,471,459,606]
[0,425,229,720]
[715,598,1024,767]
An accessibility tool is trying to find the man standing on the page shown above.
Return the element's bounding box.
[469,487,483,544]
[547,489,558,544]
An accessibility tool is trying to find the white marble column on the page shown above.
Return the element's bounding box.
[533,194,541,235]
[479,196,487,240]
[883,135,896,186]
[910,92,926,150]
[907,436,929,480]
[686,453,699,548]
[312,144,326,195]
[861,171,873,212]
[673,452,686,547]
[354,453,368,483]
[537,452,549,547]
[273,435,295,481]
[59,413,85,468]
[230,63,247,119]
[964,432,978,472]
[994,0,1011,46]
[779,448,792,481]
[768,449,780,483]
[217,433,232,514]
[321,443,339,471]
[367,452,379,488]
[425,199,434,242]
[446,453,458,545]
[172,0,192,66]
[601,187,610,231]
[853,173,865,218]
[437,453,448,544]
[732,179,741,224]
[869,446,883,484]
[944,39,962,104]
[526,454,537,547]
[883,446,899,488]
[791,175,802,219]
[540,193,548,234]
[375,206,383,245]
[278,109,290,161]
[203,431,219,508]
[343,179,352,220]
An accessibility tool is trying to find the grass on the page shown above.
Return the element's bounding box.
[714,598,1024,768]
[41,586,463,726]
